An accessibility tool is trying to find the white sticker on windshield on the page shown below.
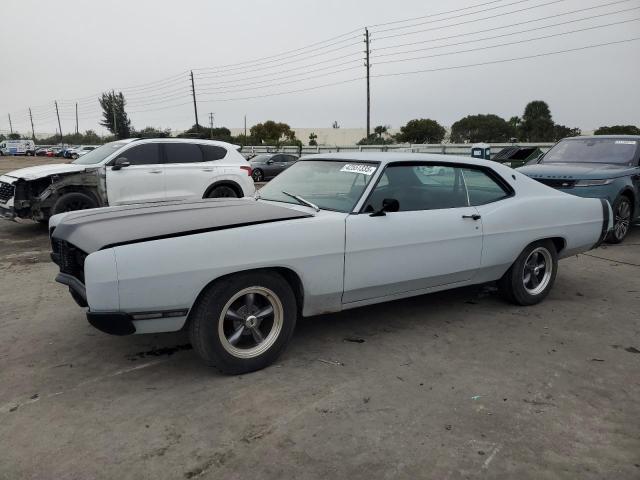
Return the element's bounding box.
[615,140,637,145]
[340,164,376,175]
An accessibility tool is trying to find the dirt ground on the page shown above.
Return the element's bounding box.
[0,155,639,479]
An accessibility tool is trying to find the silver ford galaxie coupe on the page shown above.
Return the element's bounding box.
[49,153,612,373]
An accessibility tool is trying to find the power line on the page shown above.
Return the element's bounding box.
[372,37,639,78]
[372,4,640,53]
[370,0,567,34]
[371,18,640,65]
[372,0,631,41]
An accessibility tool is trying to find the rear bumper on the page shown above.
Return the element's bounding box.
[87,312,136,336]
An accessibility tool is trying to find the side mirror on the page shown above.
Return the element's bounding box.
[266,160,274,165]
[111,157,130,171]
[370,198,400,217]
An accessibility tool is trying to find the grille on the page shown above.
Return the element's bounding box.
[0,181,15,203]
[534,178,577,189]
[51,239,87,283]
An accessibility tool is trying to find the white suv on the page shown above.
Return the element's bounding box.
[0,138,255,222]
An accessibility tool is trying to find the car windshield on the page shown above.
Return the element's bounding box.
[72,141,128,165]
[542,138,639,165]
[259,159,378,212]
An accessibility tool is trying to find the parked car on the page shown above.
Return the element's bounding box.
[35,147,50,156]
[63,145,96,159]
[0,138,255,222]
[249,153,298,182]
[518,135,640,243]
[49,153,611,374]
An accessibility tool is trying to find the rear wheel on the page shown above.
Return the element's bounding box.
[498,240,558,306]
[189,271,297,374]
[207,185,239,198]
[51,192,98,216]
[606,195,632,244]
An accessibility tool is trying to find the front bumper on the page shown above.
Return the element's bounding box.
[87,312,136,336]
[0,204,16,221]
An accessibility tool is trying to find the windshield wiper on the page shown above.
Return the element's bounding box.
[281,191,320,212]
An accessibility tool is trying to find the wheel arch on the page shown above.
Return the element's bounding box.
[183,266,305,329]
[618,187,636,216]
[203,180,243,198]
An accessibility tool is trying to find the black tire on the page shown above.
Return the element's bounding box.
[207,185,239,198]
[252,169,264,182]
[498,240,558,306]
[606,195,632,244]
[189,271,297,374]
[71,153,79,160]
[51,192,98,216]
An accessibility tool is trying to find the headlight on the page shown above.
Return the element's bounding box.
[574,179,613,187]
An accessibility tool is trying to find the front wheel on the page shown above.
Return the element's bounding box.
[252,169,264,182]
[51,192,98,216]
[606,195,632,244]
[207,185,239,198]
[498,240,558,306]
[189,271,297,374]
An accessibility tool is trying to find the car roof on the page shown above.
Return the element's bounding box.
[299,152,498,168]
[128,137,240,149]
[562,135,640,140]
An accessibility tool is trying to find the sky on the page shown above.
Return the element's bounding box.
[1,0,639,137]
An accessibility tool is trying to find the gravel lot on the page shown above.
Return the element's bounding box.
[1,155,639,479]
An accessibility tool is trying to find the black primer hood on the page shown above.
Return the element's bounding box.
[51,199,312,253]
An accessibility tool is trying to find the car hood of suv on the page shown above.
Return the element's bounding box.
[50,199,312,253]
[4,163,89,180]
[517,162,635,180]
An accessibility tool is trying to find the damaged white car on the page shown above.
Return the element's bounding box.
[0,138,255,222]
[49,153,612,374]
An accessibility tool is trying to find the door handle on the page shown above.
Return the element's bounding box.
[201,168,214,172]
[462,214,481,220]
[148,170,162,174]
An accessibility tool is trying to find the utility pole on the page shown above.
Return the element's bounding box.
[208,112,214,138]
[54,101,63,144]
[112,90,118,139]
[190,70,199,133]
[75,102,79,134]
[244,115,247,138]
[28,108,35,141]
[8,114,13,135]
[365,27,371,139]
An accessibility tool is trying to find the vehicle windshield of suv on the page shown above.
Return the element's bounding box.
[258,159,378,212]
[72,141,128,165]
[542,138,639,165]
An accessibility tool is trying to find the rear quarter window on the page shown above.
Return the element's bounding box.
[201,145,228,161]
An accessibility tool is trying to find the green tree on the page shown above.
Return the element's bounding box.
[520,100,555,142]
[552,124,581,140]
[8,132,21,140]
[396,118,446,144]
[250,121,297,145]
[308,132,318,146]
[134,126,172,138]
[594,125,640,135]
[450,114,515,143]
[99,91,132,139]
[373,125,389,139]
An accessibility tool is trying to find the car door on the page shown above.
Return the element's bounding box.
[265,155,286,178]
[343,163,483,304]
[162,142,215,200]
[282,155,298,173]
[106,142,165,205]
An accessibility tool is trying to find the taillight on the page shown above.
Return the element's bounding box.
[240,165,253,176]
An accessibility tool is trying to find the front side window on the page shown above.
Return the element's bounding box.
[364,165,468,212]
[121,143,161,165]
[259,160,378,212]
[461,168,510,205]
[164,143,203,164]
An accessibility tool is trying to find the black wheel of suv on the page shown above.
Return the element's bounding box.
[252,169,264,182]
[498,240,558,306]
[51,192,98,216]
[189,271,297,374]
[207,185,239,198]
[606,195,632,244]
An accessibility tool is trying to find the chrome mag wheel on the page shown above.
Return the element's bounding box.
[218,286,283,359]
[522,247,553,295]
[614,198,631,241]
